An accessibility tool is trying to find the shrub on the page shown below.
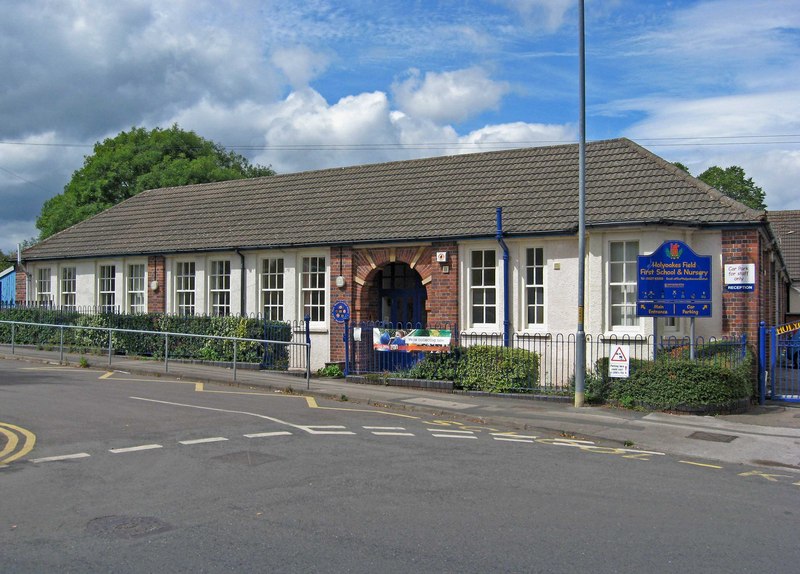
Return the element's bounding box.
[0,308,291,366]
[609,354,753,410]
[456,345,540,392]
[406,350,460,381]
[317,364,344,378]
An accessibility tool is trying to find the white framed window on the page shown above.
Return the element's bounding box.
[261,257,284,321]
[127,264,146,314]
[98,265,116,312]
[36,268,52,305]
[525,247,545,326]
[609,241,639,328]
[470,249,497,327]
[61,267,76,310]
[175,262,196,316]
[300,256,326,323]
[209,260,231,316]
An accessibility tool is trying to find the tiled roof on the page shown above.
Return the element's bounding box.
[23,138,764,261]
[768,210,800,281]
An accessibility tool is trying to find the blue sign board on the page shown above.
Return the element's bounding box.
[637,241,712,318]
[331,300,351,323]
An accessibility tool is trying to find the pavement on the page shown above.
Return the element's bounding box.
[2,344,799,472]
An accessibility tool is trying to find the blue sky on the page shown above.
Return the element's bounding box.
[1,0,799,253]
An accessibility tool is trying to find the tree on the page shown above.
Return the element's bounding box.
[37,125,275,238]
[672,162,766,211]
[698,166,766,210]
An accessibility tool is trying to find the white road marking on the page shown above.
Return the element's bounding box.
[244,431,293,438]
[109,444,163,454]
[178,437,228,445]
[297,425,356,435]
[426,428,475,434]
[431,434,479,439]
[30,453,91,463]
[363,426,406,430]
[491,433,539,440]
[371,432,415,436]
[493,437,535,443]
[129,396,354,435]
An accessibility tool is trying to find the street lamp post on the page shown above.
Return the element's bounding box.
[575,0,587,408]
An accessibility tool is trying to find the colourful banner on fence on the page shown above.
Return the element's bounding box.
[373,328,452,352]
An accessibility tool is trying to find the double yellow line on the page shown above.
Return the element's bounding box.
[0,422,36,467]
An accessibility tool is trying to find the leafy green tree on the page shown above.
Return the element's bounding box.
[698,166,766,210]
[672,162,766,211]
[37,125,275,238]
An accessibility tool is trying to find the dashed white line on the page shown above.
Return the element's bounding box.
[109,444,163,454]
[297,425,356,435]
[30,453,91,463]
[371,432,415,437]
[363,426,406,430]
[178,437,229,445]
[244,431,293,438]
[493,437,535,443]
[426,428,475,434]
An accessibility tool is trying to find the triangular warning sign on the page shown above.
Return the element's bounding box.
[610,346,627,362]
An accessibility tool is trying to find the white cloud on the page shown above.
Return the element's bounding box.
[272,46,332,89]
[493,0,574,32]
[392,68,510,124]
[616,92,800,211]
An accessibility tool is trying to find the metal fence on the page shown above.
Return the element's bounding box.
[351,321,748,393]
[0,318,312,385]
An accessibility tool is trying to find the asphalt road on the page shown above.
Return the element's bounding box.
[1,359,798,573]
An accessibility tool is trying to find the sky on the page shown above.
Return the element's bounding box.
[1,0,799,254]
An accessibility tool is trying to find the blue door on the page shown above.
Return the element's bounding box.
[378,263,427,326]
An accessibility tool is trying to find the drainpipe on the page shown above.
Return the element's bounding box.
[235,249,246,317]
[496,207,511,347]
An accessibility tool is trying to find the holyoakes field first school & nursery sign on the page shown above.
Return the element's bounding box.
[637,240,712,318]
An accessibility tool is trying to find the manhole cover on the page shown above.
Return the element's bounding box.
[87,515,171,539]
[211,451,281,466]
[688,431,738,443]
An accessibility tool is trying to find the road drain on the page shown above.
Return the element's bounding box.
[87,515,172,539]
[688,431,738,443]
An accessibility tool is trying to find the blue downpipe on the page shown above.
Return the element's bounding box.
[496,207,510,348]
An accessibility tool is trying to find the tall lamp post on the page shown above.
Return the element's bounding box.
[574,0,587,408]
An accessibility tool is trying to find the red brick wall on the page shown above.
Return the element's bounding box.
[329,246,353,363]
[721,228,763,346]
[14,264,26,303]
[147,256,166,313]
[329,242,460,362]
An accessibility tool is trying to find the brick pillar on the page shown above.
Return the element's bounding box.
[147,255,166,313]
[329,246,353,363]
[15,264,27,303]
[425,241,459,327]
[721,229,761,346]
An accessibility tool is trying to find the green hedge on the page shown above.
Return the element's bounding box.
[406,346,540,392]
[608,354,753,410]
[0,308,290,365]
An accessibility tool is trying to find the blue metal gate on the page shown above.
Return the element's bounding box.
[766,321,800,402]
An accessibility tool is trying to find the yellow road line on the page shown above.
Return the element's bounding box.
[679,460,723,469]
[304,396,420,419]
[0,422,37,465]
[0,426,19,459]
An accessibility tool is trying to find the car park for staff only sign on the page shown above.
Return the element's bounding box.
[637,240,712,318]
[608,345,630,378]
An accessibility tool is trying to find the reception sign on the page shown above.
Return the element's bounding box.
[373,328,452,352]
[637,240,712,318]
